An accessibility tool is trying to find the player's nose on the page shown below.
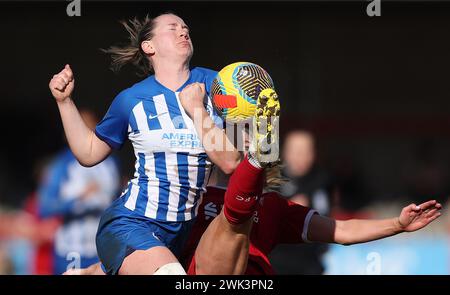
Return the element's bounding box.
[179,29,189,39]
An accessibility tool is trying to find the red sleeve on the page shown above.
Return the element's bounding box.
[277,199,318,244]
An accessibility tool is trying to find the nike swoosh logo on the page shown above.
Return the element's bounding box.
[149,112,168,120]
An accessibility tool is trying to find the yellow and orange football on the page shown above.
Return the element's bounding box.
[211,62,275,123]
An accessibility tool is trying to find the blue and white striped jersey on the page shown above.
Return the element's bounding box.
[95,67,222,222]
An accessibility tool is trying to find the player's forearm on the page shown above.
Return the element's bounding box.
[335,218,403,245]
[192,108,240,174]
[56,98,100,166]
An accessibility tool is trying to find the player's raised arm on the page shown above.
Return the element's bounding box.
[179,82,240,174]
[49,64,112,167]
[307,200,442,246]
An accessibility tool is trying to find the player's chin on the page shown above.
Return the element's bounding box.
[178,45,193,56]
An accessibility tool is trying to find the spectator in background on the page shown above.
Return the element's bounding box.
[403,139,450,205]
[23,157,61,275]
[269,130,334,274]
[0,244,14,274]
[0,157,60,274]
[38,109,121,275]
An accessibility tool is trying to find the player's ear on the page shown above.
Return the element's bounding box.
[141,40,155,55]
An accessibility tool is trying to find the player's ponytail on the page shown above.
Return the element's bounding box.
[102,15,158,76]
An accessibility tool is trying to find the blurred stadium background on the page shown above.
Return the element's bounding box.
[0,0,449,274]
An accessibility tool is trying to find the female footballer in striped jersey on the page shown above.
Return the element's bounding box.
[49,13,240,275]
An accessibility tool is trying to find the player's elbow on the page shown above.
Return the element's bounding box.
[338,240,353,246]
[75,152,104,167]
[219,165,234,175]
[77,158,95,167]
[335,235,354,246]
[334,221,354,246]
[219,159,239,175]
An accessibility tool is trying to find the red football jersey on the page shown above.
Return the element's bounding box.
[182,186,317,275]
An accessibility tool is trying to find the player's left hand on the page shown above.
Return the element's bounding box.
[397,200,442,232]
[179,82,206,118]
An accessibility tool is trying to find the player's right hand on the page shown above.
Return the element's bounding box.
[49,64,75,102]
[179,82,206,118]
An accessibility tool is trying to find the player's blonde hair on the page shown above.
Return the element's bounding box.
[102,13,175,76]
[264,163,288,191]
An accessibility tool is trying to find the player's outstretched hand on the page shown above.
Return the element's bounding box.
[397,200,442,232]
[49,64,75,102]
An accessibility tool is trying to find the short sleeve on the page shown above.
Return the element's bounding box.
[278,199,318,244]
[95,90,133,150]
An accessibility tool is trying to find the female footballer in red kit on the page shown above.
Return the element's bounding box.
[67,126,443,275]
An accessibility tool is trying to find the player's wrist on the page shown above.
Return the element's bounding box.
[186,104,207,119]
[56,96,73,105]
[393,217,406,233]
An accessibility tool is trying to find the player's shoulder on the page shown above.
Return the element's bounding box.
[261,191,310,210]
[190,67,218,87]
[191,66,218,77]
[261,191,284,203]
[119,75,156,98]
[257,191,286,214]
[109,76,155,110]
[110,87,137,107]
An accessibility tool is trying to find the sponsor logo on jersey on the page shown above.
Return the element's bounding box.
[204,202,219,220]
[149,111,168,120]
[162,132,202,148]
[236,195,258,202]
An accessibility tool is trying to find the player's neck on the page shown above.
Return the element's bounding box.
[153,59,190,92]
